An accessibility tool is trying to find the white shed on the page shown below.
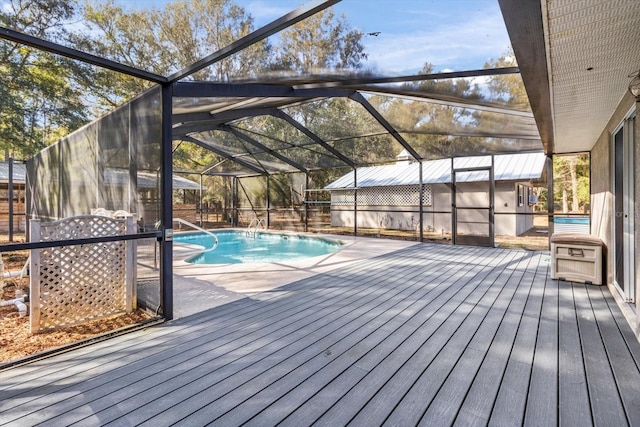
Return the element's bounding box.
[325,151,546,237]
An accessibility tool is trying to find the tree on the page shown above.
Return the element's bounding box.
[81,0,271,112]
[271,9,366,73]
[553,154,589,213]
[0,0,89,157]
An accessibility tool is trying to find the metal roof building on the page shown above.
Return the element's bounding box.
[325,151,546,189]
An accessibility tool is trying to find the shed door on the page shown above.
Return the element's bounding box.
[452,166,494,247]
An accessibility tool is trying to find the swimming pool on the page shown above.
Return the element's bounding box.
[174,230,343,265]
[554,217,589,224]
[554,216,590,234]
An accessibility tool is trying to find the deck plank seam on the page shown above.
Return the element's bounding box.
[246,250,518,427]
[276,250,520,427]
[347,251,529,426]
[477,253,543,426]
[71,247,490,426]
[417,253,540,426]
[159,246,496,426]
[5,249,456,426]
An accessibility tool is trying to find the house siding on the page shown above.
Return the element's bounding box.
[589,91,639,338]
[330,181,535,236]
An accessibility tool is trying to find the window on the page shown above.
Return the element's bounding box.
[517,184,525,207]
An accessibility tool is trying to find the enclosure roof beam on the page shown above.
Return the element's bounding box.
[181,135,267,176]
[356,87,534,117]
[349,92,423,161]
[0,26,167,84]
[168,0,341,82]
[173,81,353,99]
[272,110,356,168]
[173,107,280,125]
[292,67,520,89]
[222,125,308,173]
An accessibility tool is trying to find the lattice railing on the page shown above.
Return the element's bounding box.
[331,185,433,206]
[29,214,136,333]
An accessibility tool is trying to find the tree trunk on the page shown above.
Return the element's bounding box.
[562,187,568,213]
[569,157,579,212]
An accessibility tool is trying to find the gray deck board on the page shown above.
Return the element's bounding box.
[393,253,537,426]
[436,254,541,426]
[139,247,490,426]
[320,251,522,426]
[590,286,640,425]
[15,250,445,426]
[1,243,639,427]
[488,254,546,426]
[235,250,511,427]
[276,251,517,427]
[574,283,627,427]
[558,282,593,427]
[524,259,558,427]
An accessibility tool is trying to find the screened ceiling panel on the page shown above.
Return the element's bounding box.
[191,130,264,156]
[231,128,348,170]
[402,133,544,160]
[370,95,537,135]
[329,133,407,166]
[231,116,307,151]
[281,98,388,141]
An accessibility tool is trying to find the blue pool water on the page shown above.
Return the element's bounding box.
[555,217,589,224]
[175,230,342,265]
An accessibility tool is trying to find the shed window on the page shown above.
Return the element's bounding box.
[517,184,525,207]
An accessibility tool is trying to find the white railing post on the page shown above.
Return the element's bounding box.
[29,219,41,334]
[125,215,136,312]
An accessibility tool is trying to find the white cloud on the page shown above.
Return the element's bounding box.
[362,8,511,74]
[244,1,296,24]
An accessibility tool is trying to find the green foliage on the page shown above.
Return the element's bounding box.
[1,0,88,157]
[271,9,366,72]
[553,154,590,213]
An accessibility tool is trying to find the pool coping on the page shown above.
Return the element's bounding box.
[171,229,419,318]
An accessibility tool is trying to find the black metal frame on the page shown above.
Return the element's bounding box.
[0,0,546,322]
[451,162,495,248]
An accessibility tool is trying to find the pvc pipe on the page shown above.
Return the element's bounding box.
[14,300,27,317]
[0,295,29,317]
[3,270,23,279]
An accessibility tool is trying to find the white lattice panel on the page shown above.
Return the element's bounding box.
[331,185,432,206]
[30,215,134,333]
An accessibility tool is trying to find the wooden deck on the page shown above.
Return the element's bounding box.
[1,243,640,426]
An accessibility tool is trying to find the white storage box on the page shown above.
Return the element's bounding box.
[550,233,603,285]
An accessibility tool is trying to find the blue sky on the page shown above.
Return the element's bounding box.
[116,0,512,75]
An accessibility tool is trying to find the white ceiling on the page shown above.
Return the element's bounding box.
[544,0,640,153]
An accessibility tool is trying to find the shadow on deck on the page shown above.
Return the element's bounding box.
[1,243,639,426]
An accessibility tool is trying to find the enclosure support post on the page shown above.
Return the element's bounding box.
[418,160,423,242]
[266,175,270,229]
[546,153,554,241]
[489,155,495,248]
[451,157,456,245]
[353,167,358,236]
[160,83,173,321]
[305,173,309,232]
[199,174,203,227]
[233,177,239,226]
[8,157,13,242]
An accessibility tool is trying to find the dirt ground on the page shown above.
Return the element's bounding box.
[0,239,153,366]
[0,287,152,364]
